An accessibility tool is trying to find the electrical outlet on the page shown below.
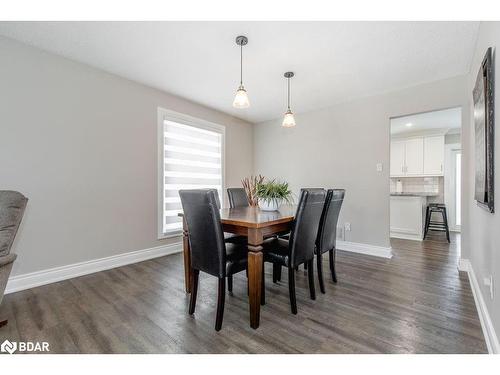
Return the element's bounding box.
[376,163,383,172]
[484,276,494,300]
[344,222,351,232]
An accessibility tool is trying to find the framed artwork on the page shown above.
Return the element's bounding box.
[473,47,495,213]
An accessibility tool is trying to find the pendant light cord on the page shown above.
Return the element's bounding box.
[240,44,243,86]
[287,77,291,110]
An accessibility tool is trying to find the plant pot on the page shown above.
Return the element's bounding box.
[259,199,281,211]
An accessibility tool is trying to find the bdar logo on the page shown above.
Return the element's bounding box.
[1,339,17,354]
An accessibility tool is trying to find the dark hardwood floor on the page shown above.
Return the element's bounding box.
[0,232,487,353]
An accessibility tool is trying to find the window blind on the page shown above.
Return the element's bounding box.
[161,119,223,235]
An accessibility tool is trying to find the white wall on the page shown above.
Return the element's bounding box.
[254,76,469,248]
[0,36,253,277]
[463,21,500,348]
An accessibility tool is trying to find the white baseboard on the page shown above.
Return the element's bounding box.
[337,240,393,259]
[458,258,499,354]
[390,232,423,242]
[6,242,183,294]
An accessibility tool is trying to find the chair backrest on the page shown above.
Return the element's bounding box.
[316,189,345,254]
[227,188,249,208]
[0,191,28,257]
[179,189,226,278]
[289,188,326,267]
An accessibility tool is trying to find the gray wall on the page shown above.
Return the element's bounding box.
[0,37,254,277]
[254,76,469,248]
[464,21,500,343]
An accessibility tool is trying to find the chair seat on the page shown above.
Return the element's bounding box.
[263,237,290,266]
[225,243,248,276]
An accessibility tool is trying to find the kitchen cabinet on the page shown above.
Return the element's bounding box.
[390,195,427,241]
[390,140,406,176]
[423,135,445,175]
[390,135,444,177]
[404,138,424,176]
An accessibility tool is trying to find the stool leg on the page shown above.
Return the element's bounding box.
[442,207,450,243]
[424,206,430,239]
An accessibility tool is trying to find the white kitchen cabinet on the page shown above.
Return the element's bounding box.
[390,135,444,177]
[423,135,445,176]
[390,195,427,241]
[390,140,406,176]
[404,138,424,176]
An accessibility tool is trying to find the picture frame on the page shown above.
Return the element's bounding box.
[473,47,495,213]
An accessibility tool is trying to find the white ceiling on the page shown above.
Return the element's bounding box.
[0,22,479,123]
[391,107,462,135]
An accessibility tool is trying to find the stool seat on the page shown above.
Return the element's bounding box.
[424,203,450,243]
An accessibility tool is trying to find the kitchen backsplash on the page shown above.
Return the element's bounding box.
[390,176,444,203]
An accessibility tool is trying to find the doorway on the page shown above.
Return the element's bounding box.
[389,107,462,242]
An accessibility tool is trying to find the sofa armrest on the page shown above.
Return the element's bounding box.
[0,253,17,267]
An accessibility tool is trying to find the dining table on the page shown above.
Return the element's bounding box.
[178,205,296,329]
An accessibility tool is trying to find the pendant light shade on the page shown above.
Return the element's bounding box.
[282,72,296,127]
[282,109,296,128]
[233,85,250,108]
[233,36,250,108]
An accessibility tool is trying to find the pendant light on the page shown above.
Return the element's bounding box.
[282,72,296,127]
[232,35,250,108]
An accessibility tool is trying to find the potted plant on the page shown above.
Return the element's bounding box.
[256,179,293,211]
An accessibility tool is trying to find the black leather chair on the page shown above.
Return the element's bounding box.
[315,189,345,293]
[227,188,249,208]
[262,188,326,314]
[179,189,248,331]
[224,188,249,246]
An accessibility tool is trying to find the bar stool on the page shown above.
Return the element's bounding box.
[424,203,450,243]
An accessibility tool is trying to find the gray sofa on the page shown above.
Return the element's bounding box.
[0,190,28,327]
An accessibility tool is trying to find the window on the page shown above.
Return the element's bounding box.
[158,108,225,238]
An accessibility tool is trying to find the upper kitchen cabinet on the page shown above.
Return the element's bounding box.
[390,135,444,177]
[423,135,445,176]
[404,138,424,176]
[390,140,406,176]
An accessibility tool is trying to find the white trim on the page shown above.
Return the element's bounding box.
[157,107,226,240]
[390,232,423,241]
[337,240,393,259]
[5,242,183,294]
[457,258,499,354]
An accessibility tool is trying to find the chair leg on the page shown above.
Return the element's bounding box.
[272,263,278,283]
[228,275,233,293]
[215,277,226,331]
[442,207,450,243]
[308,259,316,300]
[188,269,199,315]
[276,265,282,281]
[261,266,266,305]
[329,249,337,283]
[304,262,308,270]
[0,319,7,328]
[288,267,297,314]
[317,251,325,294]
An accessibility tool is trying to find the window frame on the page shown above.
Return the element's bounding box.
[157,107,226,239]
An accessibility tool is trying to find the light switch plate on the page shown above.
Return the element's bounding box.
[376,163,383,172]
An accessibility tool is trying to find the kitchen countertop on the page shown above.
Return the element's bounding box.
[390,192,439,197]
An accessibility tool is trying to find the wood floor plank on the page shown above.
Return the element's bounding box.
[0,233,487,353]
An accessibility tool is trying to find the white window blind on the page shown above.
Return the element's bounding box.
[159,111,224,237]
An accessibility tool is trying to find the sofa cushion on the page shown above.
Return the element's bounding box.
[0,191,28,256]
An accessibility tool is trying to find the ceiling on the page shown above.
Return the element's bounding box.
[391,107,462,135]
[0,21,479,123]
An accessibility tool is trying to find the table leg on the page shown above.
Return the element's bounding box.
[182,217,192,294]
[247,228,263,329]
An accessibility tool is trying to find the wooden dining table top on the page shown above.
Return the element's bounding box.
[178,205,296,228]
